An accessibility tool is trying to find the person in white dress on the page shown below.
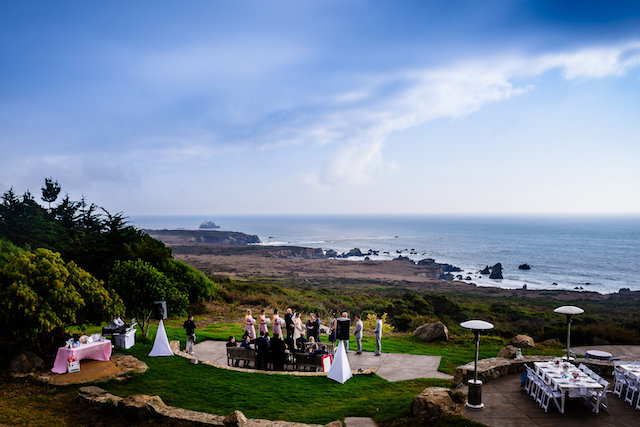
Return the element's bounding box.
[293,312,304,349]
[244,309,256,340]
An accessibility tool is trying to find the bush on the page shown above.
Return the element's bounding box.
[0,247,124,355]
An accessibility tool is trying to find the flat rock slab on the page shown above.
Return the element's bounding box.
[194,341,451,382]
[344,417,378,427]
[48,359,123,386]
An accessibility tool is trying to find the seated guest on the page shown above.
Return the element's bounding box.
[226,335,237,347]
[295,336,307,352]
[307,337,318,354]
[270,332,286,371]
[313,345,328,356]
[240,335,252,349]
[255,331,270,370]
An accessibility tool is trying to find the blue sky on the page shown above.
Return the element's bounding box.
[1,1,640,215]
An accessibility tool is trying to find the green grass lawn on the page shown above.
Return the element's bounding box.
[92,318,562,424]
[104,338,450,424]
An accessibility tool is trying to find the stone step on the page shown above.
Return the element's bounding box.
[343,417,377,427]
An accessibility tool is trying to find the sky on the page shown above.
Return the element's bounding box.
[1,0,640,216]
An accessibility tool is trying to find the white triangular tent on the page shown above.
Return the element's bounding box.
[148,319,173,357]
[327,340,352,384]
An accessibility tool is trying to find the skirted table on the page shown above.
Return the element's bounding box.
[51,340,112,374]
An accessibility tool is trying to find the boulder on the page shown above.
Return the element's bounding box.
[518,263,531,270]
[224,410,248,426]
[540,338,561,346]
[489,263,503,279]
[414,322,449,342]
[439,273,454,281]
[118,395,167,420]
[497,345,519,359]
[511,334,534,348]
[10,351,44,373]
[480,265,491,275]
[411,387,463,423]
[417,258,436,265]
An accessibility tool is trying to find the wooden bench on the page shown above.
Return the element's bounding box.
[226,347,255,368]
[294,353,323,371]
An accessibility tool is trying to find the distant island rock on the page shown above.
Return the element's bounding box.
[480,265,491,275]
[518,263,531,270]
[199,220,220,229]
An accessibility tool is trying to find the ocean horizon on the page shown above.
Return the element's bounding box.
[130,214,640,295]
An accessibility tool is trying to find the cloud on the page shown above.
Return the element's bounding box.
[282,41,640,186]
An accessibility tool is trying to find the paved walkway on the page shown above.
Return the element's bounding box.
[463,373,638,426]
[193,340,452,381]
[573,345,640,360]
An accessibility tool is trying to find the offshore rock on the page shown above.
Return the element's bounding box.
[325,249,338,258]
[489,263,503,279]
[518,263,531,270]
[480,265,491,275]
[199,220,221,229]
[341,248,364,257]
[393,255,415,263]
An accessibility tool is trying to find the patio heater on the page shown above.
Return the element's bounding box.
[554,305,584,361]
[460,319,494,410]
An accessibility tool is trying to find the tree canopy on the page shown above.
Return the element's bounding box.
[0,243,124,354]
[109,259,188,341]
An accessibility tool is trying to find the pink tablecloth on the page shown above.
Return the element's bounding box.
[51,340,112,373]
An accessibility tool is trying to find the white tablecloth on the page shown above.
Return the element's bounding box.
[534,361,602,413]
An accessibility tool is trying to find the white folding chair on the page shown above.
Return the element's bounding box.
[584,379,609,414]
[613,363,627,397]
[578,363,588,372]
[535,374,546,405]
[625,375,639,406]
[540,381,563,413]
[524,366,534,395]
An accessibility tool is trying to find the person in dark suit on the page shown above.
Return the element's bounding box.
[284,308,294,340]
[270,333,286,371]
[313,345,328,356]
[255,331,270,370]
[313,314,321,342]
[305,314,316,340]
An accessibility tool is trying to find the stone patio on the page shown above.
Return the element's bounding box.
[193,340,452,381]
[463,373,639,426]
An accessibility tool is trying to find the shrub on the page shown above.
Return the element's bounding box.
[0,247,124,355]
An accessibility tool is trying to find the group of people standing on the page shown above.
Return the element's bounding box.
[241,308,383,356]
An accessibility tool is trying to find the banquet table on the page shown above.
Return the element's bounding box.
[534,361,603,414]
[51,340,112,374]
[618,363,640,380]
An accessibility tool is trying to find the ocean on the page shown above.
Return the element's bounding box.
[130,215,640,294]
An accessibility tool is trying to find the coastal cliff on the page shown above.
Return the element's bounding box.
[143,229,260,245]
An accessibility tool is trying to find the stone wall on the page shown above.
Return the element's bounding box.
[78,386,342,427]
[453,356,615,386]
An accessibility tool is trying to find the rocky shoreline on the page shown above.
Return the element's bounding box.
[146,228,638,300]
